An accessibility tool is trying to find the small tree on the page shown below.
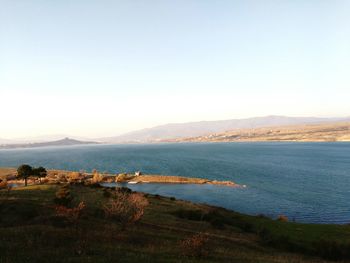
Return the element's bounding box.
[17,164,33,186]
[32,166,47,183]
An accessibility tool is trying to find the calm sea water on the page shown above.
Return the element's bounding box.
[0,142,349,224]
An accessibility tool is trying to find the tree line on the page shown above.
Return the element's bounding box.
[17,164,47,186]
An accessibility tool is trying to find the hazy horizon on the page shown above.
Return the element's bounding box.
[1,1,349,138]
[0,114,349,141]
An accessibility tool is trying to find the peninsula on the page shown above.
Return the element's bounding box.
[0,168,237,187]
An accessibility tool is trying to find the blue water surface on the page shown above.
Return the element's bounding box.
[0,142,349,224]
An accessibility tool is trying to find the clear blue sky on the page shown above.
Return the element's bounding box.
[0,0,349,138]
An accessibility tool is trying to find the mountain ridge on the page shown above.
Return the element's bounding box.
[2,116,350,144]
[165,121,350,142]
[100,115,350,143]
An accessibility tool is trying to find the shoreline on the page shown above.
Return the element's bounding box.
[0,167,238,188]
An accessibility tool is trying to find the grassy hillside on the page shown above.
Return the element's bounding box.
[1,183,350,262]
[168,122,350,142]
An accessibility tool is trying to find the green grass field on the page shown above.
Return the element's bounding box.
[1,184,349,263]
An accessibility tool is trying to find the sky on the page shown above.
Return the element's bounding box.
[0,0,349,138]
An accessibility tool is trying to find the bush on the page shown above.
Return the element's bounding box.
[103,192,149,229]
[92,170,103,183]
[55,201,86,223]
[54,185,73,206]
[277,214,288,222]
[170,197,176,201]
[179,232,210,258]
[68,172,84,182]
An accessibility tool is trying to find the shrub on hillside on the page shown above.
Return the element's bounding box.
[91,170,103,183]
[277,215,289,222]
[55,201,86,223]
[54,185,73,206]
[103,192,149,229]
[68,172,84,182]
[179,232,210,258]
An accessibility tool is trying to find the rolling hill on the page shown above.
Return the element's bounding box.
[166,122,350,142]
[101,116,349,143]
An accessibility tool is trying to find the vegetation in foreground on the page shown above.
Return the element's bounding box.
[1,181,350,263]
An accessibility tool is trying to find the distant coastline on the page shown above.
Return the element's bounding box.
[163,122,350,143]
[0,137,99,149]
[2,116,350,145]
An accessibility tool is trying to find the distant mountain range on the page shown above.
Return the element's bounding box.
[1,116,349,145]
[0,138,98,149]
[99,116,350,143]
